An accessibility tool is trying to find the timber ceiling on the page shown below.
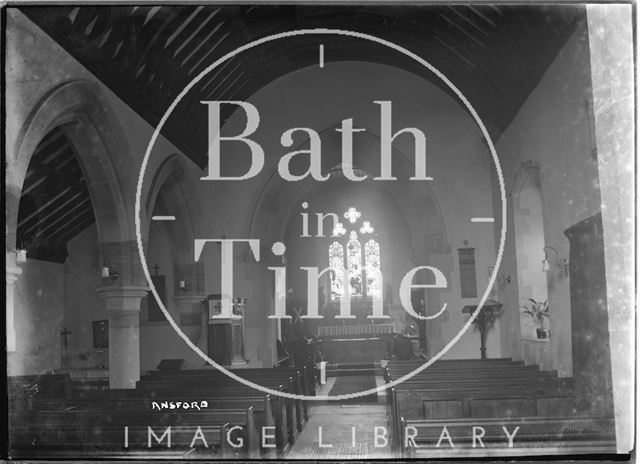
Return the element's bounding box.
[22,4,585,170]
[16,5,584,262]
[17,127,95,263]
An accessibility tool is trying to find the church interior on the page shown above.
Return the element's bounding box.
[5,4,634,460]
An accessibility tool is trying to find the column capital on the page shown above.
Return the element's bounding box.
[7,266,23,284]
[96,285,149,312]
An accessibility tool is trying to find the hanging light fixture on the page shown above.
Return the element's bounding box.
[16,249,27,263]
[16,238,27,263]
[101,258,119,280]
[542,246,569,276]
[179,274,190,291]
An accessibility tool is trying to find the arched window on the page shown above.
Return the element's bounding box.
[328,207,381,300]
[347,231,363,297]
[329,241,344,300]
[365,239,382,298]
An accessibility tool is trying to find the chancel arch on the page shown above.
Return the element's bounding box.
[248,123,450,269]
[239,63,480,362]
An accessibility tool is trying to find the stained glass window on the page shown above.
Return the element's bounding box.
[329,208,382,300]
[347,231,363,297]
[344,207,361,224]
[329,242,344,300]
[360,221,374,234]
[365,239,382,297]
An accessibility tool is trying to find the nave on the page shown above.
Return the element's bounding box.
[5,5,633,461]
[8,357,616,459]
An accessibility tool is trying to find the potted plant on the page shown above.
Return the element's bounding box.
[520,298,550,339]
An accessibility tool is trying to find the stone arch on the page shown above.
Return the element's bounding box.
[142,154,207,364]
[7,80,134,254]
[245,123,454,360]
[144,153,204,290]
[7,79,144,384]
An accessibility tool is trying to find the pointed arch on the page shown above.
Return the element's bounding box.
[329,241,344,300]
[365,239,382,298]
[347,231,363,297]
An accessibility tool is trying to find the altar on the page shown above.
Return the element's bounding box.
[317,323,395,366]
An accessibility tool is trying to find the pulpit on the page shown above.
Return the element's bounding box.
[207,295,248,365]
[462,299,503,359]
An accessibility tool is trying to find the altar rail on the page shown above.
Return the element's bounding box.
[317,324,395,337]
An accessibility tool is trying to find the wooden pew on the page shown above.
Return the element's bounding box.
[11,407,259,458]
[386,378,570,395]
[385,366,570,415]
[76,384,298,449]
[137,372,308,434]
[10,424,231,459]
[393,385,577,419]
[385,361,540,379]
[135,378,303,441]
[386,358,523,371]
[8,373,72,416]
[176,385,296,442]
[8,373,74,457]
[384,372,568,417]
[390,357,517,364]
[384,358,576,453]
[386,371,558,385]
[141,367,312,419]
[387,384,576,452]
[7,373,72,401]
[146,366,315,419]
[8,368,312,459]
[34,393,290,455]
[399,416,616,457]
[149,365,317,400]
[386,363,536,374]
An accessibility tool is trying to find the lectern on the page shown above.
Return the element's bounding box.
[462,299,503,359]
[207,295,248,365]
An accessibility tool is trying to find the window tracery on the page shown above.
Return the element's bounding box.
[328,207,381,300]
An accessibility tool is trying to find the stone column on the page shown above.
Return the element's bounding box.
[6,251,23,352]
[587,4,634,453]
[97,285,148,389]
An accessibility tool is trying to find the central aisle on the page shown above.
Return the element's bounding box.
[286,373,393,459]
[286,404,392,459]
